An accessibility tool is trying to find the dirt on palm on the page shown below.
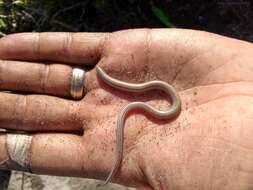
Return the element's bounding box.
[1,0,253,190]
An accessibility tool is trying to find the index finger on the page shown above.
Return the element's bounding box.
[0,32,109,65]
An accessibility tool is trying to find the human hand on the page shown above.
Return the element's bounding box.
[0,29,253,190]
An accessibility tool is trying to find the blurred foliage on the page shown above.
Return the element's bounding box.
[0,0,161,34]
[0,0,88,33]
[0,0,252,42]
[151,4,175,28]
[92,0,111,13]
[0,0,29,33]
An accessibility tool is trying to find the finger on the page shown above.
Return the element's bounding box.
[0,133,141,187]
[0,32,108,64]
[0,60,75,98]
[0,92,85,132]
[0,133,86,177]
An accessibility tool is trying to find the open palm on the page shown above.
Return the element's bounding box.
[0,29,253,190]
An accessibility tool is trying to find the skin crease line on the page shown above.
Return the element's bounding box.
[96,65,182,185]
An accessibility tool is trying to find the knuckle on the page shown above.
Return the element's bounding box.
[62,32,74,58]
[34,33,42,59]
[99,33,112,56]
[0,60,7,88]
[40,64,50,93]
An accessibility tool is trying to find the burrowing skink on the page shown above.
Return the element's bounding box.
[96,66,181,185]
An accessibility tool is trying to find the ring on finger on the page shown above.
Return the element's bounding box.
[70,68,85,99]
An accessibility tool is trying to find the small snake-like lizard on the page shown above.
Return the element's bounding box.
[96,66,181,185]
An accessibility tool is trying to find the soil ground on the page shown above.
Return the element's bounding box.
[8,171,136,190]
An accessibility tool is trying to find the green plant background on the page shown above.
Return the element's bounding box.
[0,1,253,41]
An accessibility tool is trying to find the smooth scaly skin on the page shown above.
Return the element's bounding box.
[96,66,182,185]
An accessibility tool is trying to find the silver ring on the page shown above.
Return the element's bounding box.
[70,68,85,99]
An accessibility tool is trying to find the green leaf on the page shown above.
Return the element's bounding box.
[0,18,7,30]
[13,0,29,6]
[151,5,175,28]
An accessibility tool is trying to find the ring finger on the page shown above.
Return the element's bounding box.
[0,60,85,99]
[0,92,87,132]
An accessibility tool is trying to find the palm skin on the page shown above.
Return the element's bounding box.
[82,29,253,189]
[0,29,253,190]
